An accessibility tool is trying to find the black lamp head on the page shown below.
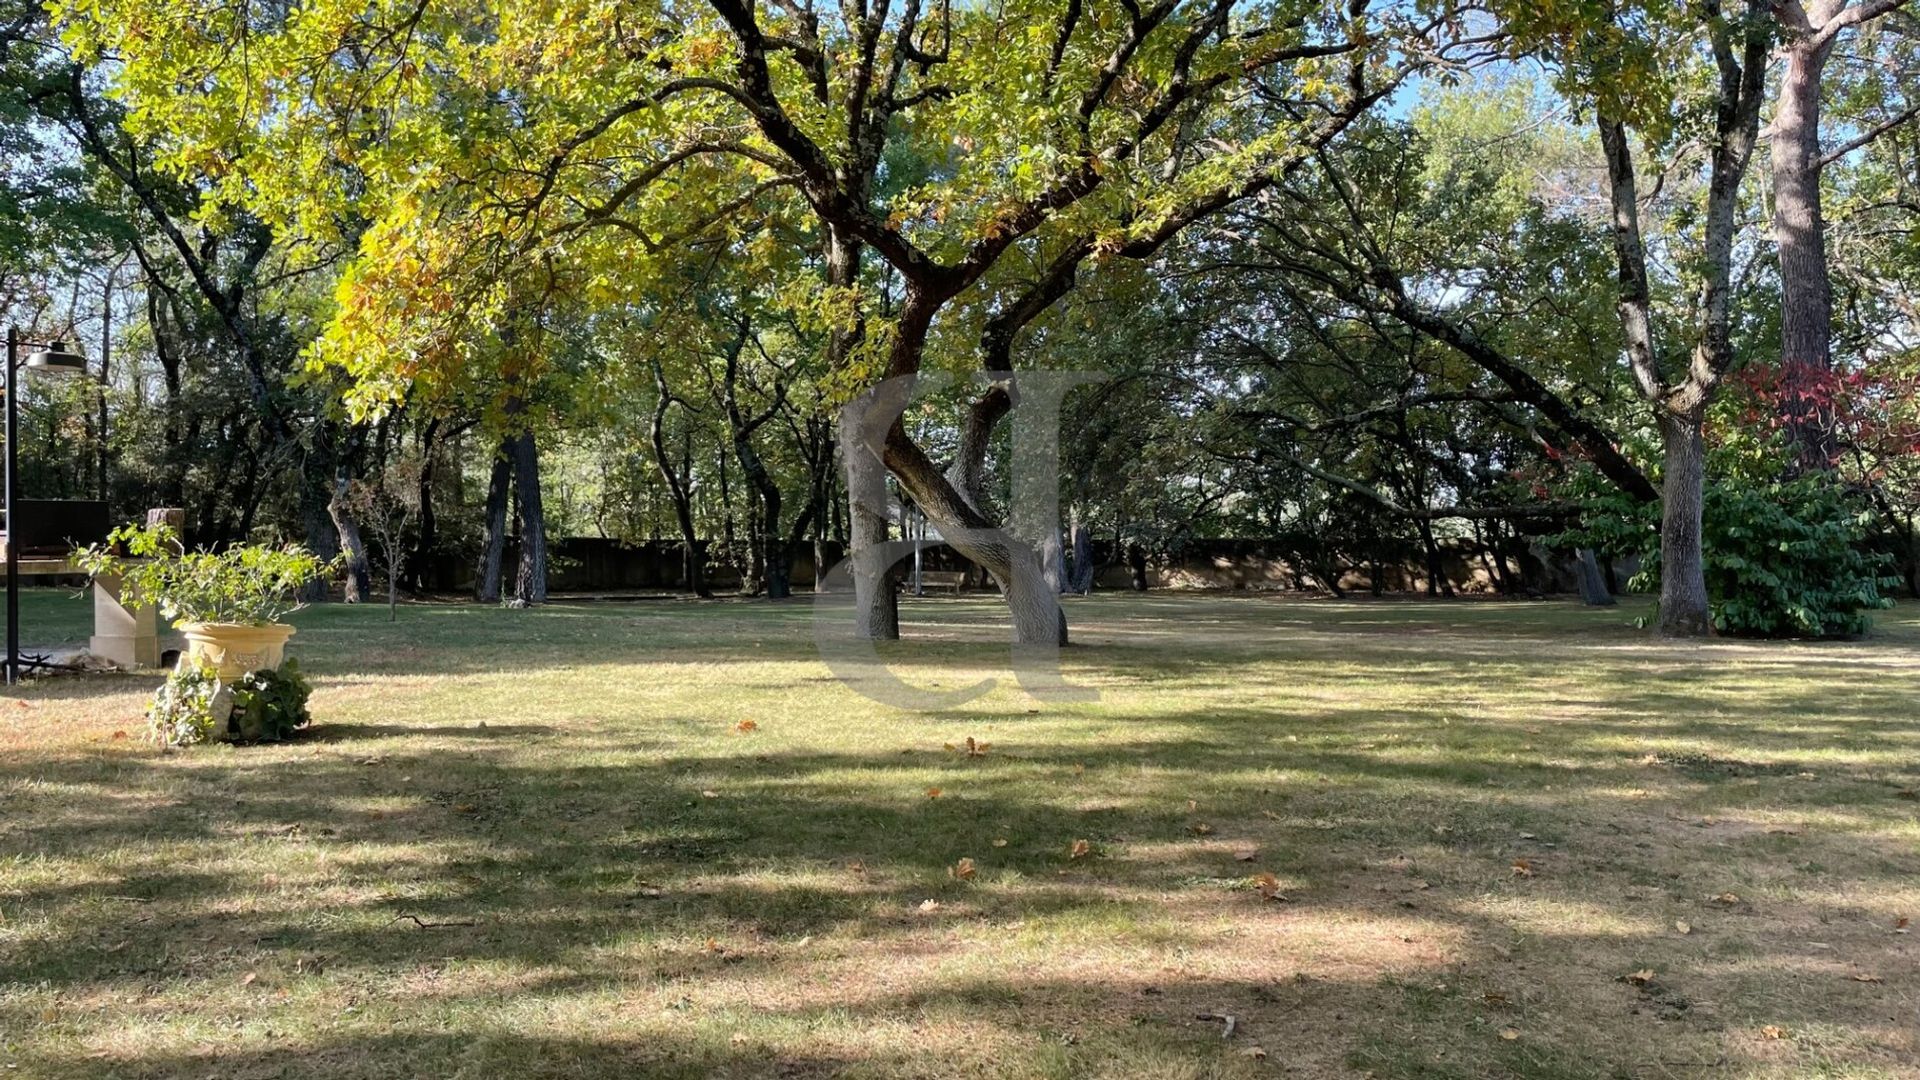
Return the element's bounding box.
[24,341,87,375]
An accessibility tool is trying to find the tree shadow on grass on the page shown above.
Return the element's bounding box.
[4,597,1917,1077]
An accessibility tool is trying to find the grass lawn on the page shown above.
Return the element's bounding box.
[2,592,1917,1079]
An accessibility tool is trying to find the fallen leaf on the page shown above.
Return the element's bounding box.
[1252,872,1286,901]
[704,938,724,953]
[240,972,258,986]
[1186,799,1198,812]
[1069,839,1092,860]
[1189,822,1214,836]
[991,838,1008,848]
[1240,1045,1267,1060]
[734,720,758,733]
[1760,1025,1787,1040]
[1621,968,1656,987]
[1510,858,1534,879]
[700,790,719,799]
[917,899,940,913]
[951,857,976,881]
[1233,848,1259,862]
[1481,991,1511,1007]
[110,730,127,741]
[1896,917,1910,933]
[1499,1027,1520,1041]
[925,787,943,799]
[453,803,477,814]
[1711,892,1741,905]
[1675,920,1692,935]
[1850,973,1883,983]
[847,860,866,874]
[1518,832,1537,840]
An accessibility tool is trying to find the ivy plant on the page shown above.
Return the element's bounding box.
[145,658,315,747]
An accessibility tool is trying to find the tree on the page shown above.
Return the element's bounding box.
[69,0,1457,644]
[1771,0,1911,470]
[1502,0,1771,635]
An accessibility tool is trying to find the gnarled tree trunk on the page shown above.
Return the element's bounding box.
[328,473,371,603]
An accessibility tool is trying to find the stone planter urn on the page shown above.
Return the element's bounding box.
[177,622,296,680]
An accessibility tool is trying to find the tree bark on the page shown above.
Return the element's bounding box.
[1040,527,1067,594]
[1775,21,1838,469]
[829,225,898,637]
[1656,411,1712,636]
[1067,519,1095,594]
[328,473,371,603]
[510,428,547,604]
[1573,548,1616,607]
[840,405,901,638]
[475,437,511,603]
[406,417,441,592]
[1771,0,1909,469]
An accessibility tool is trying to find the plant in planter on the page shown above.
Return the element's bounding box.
[75,523,332,678]
[143,657,314,747]
[78,524,332,747]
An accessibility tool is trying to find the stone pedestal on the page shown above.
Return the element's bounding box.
[90,572,158,669]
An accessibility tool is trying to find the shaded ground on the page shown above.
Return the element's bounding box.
[1,593,1916,1079]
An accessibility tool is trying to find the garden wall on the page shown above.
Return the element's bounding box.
[420,536,1614,598]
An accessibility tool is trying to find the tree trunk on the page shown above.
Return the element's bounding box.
[648,359,708,598]
[511,429,547,604]
[1574,548,1616,607]
[840,405,900,639]
[475,437,511,603]
[328,473,371,603]
[1067,519,1095,594]
[1657,410,1712,637]
[299,457,341,603]
[1128,543,1149,591]
[829,224,899,638]
[1416,519,1452,598]
[405,417,441,592]
[1040,527,1067,594]
[1774,26,1839,471]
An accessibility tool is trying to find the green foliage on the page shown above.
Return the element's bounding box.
[1560,442,1896,639]
[145,660,228,747]
[74,524,332,626]
[145,657,314,747]
[227,660,315,743]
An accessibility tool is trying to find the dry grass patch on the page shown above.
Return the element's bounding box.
[1,592,1916,1078]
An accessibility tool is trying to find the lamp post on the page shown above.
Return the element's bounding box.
[5,327,88,685]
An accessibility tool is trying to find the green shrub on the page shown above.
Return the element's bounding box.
[228,660,315,742]
[146,661,228,747]
[74,524,332,626]
[1560,440,1896,639]
[144,658,314,747]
